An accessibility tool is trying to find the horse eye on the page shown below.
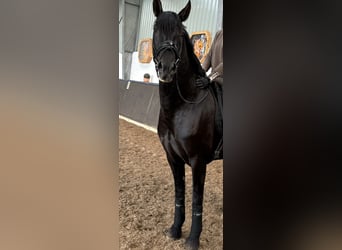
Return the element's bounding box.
[157,62,162,69]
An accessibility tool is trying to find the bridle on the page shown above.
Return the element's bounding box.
[153,39,209,104]
[153,40,180,77]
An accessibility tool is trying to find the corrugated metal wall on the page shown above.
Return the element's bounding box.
[119,0,123,53]
[137,0,221,48]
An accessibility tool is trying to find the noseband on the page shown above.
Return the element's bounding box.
[153,40,180,76]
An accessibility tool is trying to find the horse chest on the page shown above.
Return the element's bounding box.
[158,109,208,163]
[174,121,197,140]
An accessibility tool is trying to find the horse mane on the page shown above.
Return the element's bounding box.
[182,29,207,77]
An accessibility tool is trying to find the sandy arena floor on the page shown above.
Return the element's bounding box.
[119,119,223,249]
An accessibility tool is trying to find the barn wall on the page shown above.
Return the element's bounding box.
[129,52,159,83]
[138,0,221,46]
[119,80,160,128]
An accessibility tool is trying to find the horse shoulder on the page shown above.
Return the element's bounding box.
[174,101,214,136]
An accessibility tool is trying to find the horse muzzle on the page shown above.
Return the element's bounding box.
[158,70,176,83]
[158,77,172,83]
[158,76,174,83]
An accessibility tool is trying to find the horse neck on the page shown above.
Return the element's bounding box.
[175,49,205,99]
[159,41,206,112]
[158,67,203,113]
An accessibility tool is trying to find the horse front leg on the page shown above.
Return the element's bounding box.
[165,158,185,240]
[185,160,207,250]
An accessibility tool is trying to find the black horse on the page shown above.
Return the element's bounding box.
[152,0,222,249]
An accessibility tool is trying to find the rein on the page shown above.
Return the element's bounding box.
[175,73,209,104]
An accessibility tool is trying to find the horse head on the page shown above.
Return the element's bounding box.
[152,0,191,83]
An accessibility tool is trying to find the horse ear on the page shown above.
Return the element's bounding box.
[153,0,163,17]
[178,0,191,22]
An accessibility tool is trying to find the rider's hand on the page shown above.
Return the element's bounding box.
[195,76,210,89]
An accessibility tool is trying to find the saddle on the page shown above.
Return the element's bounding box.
[209,80,223,160]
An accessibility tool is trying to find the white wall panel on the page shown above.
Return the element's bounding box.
[137,0,222,48]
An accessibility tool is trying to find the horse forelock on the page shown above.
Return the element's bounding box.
[153,12,184,37]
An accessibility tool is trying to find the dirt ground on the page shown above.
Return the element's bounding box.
[119,119,223,250]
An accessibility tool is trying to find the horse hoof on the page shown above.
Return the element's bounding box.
[164,226,182,239]
[185,237,199,250]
